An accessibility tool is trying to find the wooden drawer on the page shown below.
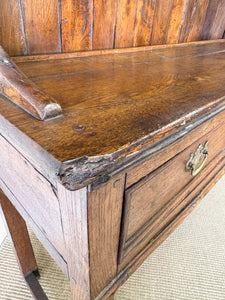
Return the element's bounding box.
[119,120,225,267]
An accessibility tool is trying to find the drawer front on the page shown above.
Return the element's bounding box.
[119,120,225,266]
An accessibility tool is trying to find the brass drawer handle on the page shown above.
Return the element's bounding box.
[186,141,209,176]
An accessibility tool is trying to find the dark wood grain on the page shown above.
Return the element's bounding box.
[1,0,225,55]
[206,1,225,39]
[167,0,188,44]
[150,0,174,45]
[1,41,225,189]
[93,0,117,50]
[61,0,93,52]
[133,0,156,47]
[0,189,38,277]
[88,173,125,299]
[0,0,26,56]
[201,0,221,40]
[179,0,210,43]
[0,46,62,120]
[22,0,61,54]
[115,0,138,48]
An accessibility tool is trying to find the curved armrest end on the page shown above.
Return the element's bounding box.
[42,103,63,120]
[0,46,63,121]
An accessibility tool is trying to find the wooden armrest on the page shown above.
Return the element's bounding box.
[0,46,62,120]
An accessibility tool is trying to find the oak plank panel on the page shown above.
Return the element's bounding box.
[115,0,138,48]
[167,0,188,44]
[208,1,225,39]
[200,0,221,40]
[150,0,174,45]
[133,0,156,47]
[0,0,26,56]
[93,0,117,50]
[22,0,61,54]
[0,178,69,277]
[179,0,210,43]
[88,173,125,299]
[0,134,66,259]
[61,0,93,52]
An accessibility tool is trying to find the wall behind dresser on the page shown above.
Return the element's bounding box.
[0,0,225,56]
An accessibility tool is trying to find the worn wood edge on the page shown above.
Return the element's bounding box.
[96,159,225,299]
[12,39,225,63]
[0,46,62,120]
[1,94,225,192]
[0,177,69,278]
[58,97,225,191]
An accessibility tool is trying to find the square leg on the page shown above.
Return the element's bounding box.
[0,189,48,300]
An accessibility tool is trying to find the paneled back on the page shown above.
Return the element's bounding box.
[0,0,225,56]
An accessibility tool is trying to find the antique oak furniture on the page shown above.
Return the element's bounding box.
[0,40,225,299]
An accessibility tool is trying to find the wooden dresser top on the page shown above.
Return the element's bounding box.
[1,40,225,189]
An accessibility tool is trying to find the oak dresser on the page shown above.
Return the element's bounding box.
[0,40,225,299]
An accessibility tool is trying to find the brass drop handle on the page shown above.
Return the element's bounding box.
[186,141,209,176]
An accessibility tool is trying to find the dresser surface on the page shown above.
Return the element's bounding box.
[0,40,225,299]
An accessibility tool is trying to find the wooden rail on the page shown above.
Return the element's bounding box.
[0,46,62,121]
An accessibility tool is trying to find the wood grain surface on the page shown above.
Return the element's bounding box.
[0,41,225,190]
[93,0,117,50]
[0,0,27,55]
[22,0,61,54]
[0,0,225,55]
[114,0,138,48]
[150,0,174,45]
[179,0,210,43]
[58,185,90,300]
[61,0,93,52]
[133,0,156,47]
[0,134,66,259]
[88,173,125,298]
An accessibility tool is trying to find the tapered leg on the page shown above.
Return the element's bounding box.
[0,189,48,300]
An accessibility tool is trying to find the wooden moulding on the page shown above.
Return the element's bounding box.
[0,46,62,121]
